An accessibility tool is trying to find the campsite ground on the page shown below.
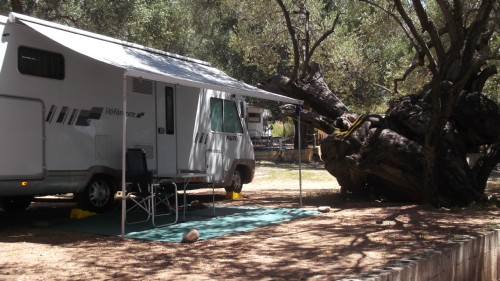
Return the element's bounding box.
[0,161,499,280]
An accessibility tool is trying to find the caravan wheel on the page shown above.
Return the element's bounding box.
[224,169,243,193]
[76,177,115,212]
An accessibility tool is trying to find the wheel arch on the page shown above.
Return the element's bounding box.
[79,166,120,194]
[74,166,119,212]
[236,163,255,184]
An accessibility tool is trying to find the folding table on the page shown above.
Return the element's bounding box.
[154,172,215,222]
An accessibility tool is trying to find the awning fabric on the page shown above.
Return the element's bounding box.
[9,13,302,105]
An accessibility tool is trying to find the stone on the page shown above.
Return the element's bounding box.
[182,229,200,243]
[318,206,331,213]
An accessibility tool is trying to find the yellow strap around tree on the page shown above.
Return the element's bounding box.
[333,114,366,141]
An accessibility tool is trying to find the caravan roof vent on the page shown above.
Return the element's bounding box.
[133,78,153,95]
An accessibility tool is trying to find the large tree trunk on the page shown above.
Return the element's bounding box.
[320,88,500,205]
[259,0,499,207]
[260,64,500,206]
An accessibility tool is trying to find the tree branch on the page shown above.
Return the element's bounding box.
[413,1,446,65]
[470,65,498,93]
[391,1,438,76]
[436,0,464,45]
[460,0,494,78]
[305,11,341,76]
[359,0,418,50]
[394,54,423,93]
[280,105,336,134]
[301,7,310,79]
[276,0,301,80]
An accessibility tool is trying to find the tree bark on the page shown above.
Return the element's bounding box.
[10,0,24,14]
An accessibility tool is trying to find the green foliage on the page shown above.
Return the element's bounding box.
[0,2,10,15]
[126,1,196,56]
[320,3,421,112]
[272,119,295,138]
[186,0,269,85]
[483,12,499,106]
[484,73,499,105]
[212,0,420,112]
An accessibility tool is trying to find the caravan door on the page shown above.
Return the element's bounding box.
[155,83,177,174]
[209,97,246,182]
[0,96,44,180]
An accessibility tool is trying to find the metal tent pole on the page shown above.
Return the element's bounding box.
[297,105,303,207]
[121,74,127,237]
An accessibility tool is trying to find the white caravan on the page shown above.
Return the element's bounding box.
[0,13,301,212]
[247,106,273,141]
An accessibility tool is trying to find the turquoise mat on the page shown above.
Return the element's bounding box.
[55,206,318,242]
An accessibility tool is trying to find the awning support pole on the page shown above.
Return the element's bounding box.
[120,74,127,237]
[296,105,303,207]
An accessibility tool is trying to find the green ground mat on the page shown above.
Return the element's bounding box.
[54,206,319,242]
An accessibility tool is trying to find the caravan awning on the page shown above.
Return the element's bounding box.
[9,13,302,105]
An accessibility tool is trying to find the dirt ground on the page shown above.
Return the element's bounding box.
[0,168,499,281]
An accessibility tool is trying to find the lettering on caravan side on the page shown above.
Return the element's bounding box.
[45,105,145,126]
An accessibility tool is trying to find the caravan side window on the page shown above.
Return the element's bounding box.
[18,46,65,80]
[210,98,243,134]
[223,100,243,133]
[165,87,175,135]
[248,113,261,123]
[210,98,223,132]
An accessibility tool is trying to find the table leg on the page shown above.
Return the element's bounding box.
[212,177,215,217]
[182,178,191,222]
[183,181,186,222]
[151,182,178,227]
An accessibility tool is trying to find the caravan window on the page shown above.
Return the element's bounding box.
[18,46,65,80]
[165,87,175,135]
[223,99,243,133]
[248,113,261,123]
[210,98,243,134]
[210,98,223,132]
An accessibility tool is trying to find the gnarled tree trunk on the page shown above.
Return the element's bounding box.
[261,0,499,206]
[262,64,500,206]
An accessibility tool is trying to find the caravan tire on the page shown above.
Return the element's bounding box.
[0,196,33,212]
[76,177,115,213]
[224,169,243,193]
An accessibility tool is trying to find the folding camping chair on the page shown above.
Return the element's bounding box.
[125,148,177,226]
[125,148,154,224]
